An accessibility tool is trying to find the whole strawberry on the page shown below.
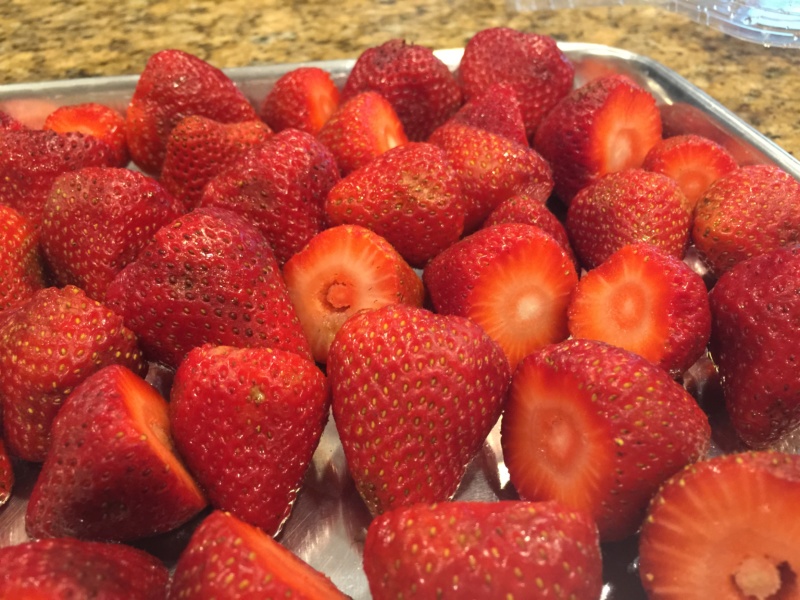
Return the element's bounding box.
[198,128,340,265]
[328,304,511,516]
[0,285,145,462]
[342,39,462,141]
[0,204,45,313]
[259,66,340,135]
[105,207,312,368]
[364,501,602,600]
[709,245,800,447]
[448,81,528,146]
[325,142,466,267]
[26,364,207,541]
[125,49,258,175]
[170,345,330,535]
[41,166,184,300]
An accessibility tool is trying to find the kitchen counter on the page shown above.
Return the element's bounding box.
[1,1,798,157]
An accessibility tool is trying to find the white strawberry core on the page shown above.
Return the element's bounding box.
[515,292,546,323]
[326,281,352,310]
[733,556,782,600]
[606,127,636,173]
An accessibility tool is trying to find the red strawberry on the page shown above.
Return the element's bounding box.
[364,501,602,600]
[105,207,312,369]
[643,133,738,208]
[424,223,578,371]
[26,364,207,541]
[43,102,129,166]
[568,243,711,376]
[0,109,26,131]
[501,338,711,541]
[160,116,273,210]
[639,451,800,600]
[342,39,462,141]
[328,304,511,515]
[324,142,466,267]
[40,166,184,300]
[283,224,424,363]
[0,537,169,599]
[0,285,145,462]
[458,27,575,138]
[170,345,330,535]
[566,168,692,270]
[125,49,258,175]
[534,74,663,204]
[449,82,528,146]
[0,438,11,508]
[0,129,116,226]
[198,128,340,265]
[318,91,408,176]
[259,66,340,134]
[708,245,800,447]
[169,510,348,599]
[429,122,553,232]
[692,164,800,277]
[0,204,45,313]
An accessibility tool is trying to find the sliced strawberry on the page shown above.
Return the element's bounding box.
[568,243,711,376]
[260,66,340,134]
[0,438,12,508]
[283,225,424,363]
[448,82,528,146]
[43,102,129,166]
[317,91,408,176]
[643,133,738,208]
[639,451,800,600]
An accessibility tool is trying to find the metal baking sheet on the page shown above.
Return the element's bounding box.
[1,43,799,600]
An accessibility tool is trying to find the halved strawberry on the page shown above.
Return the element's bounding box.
[260,66,340,134]
[639,451,800,599]
[0,438,12,508]
[568,243,711,376]
[43,102,129,166]
[423,223,577,371]
[283,224,424,363]
[317,91,408,176]
[534,74,663,204]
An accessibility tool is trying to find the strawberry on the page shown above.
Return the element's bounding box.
[160,116,273,210]
[639,451,800,600]
[40,166,184,300]
[643,133,738,208]
[364,501,602,600]
[328,304,511,516]
[283,224,424,363]
[568,243,711,376]
[198,128,340,265]
[501,338,711,541]
[0,537,169,599]
[324,142,466,267]
[317,91,408,176]
[449,82,528,146]
[458,27,575,139]
[170,345,330,535]
[43,102,129,166]
[566,168,692,270]
[0,109,26,131]
[105,207,312,369]
[708,245,800,447]
[259,66,340,134]
[0,204,45,313]
[0,438,11,508]
[534,74,663,204]
[169,510,348,599]
[25,364,207,541]
[423,223,578,371]
[0,129,116,226]
[0,285,145,462]
[125,49,258,175]
[692,164,800,277]
[342,39,462,141]
[429,122,553,232]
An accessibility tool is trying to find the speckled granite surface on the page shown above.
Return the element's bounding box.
[1,0,798,157]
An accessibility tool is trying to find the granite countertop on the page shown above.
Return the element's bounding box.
[1,0,798,158]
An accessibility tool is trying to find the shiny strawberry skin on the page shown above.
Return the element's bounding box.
[105,207,312,368]
[328,304,511,516]
[170,345,330,536]
[259,66,340,134]
[364,501,602,600]
[0,204,45,313]
[43,102,129,167]
[0,438,12,508]
[449,81,529,146]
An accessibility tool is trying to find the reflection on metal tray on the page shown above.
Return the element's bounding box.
[1,43,799,600]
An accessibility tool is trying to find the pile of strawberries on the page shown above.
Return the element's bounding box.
[1,25,799,600]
